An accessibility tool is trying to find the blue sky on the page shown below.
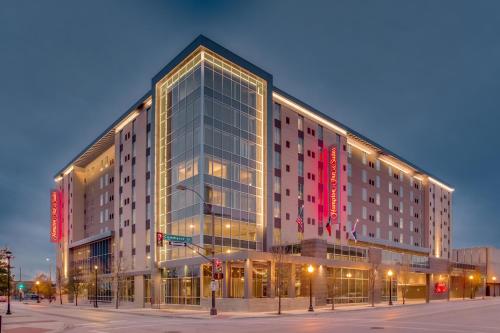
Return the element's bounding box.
[1,0,500,279]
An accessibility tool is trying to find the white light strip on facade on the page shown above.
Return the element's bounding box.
[428,177,455,192]
[272,92,348,136]
[63,165,74,176]
[115,110,140,132]
[378,156,412,174]
[54,176,63,182]
[347,139,375,155]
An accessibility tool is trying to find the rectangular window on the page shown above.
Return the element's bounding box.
[362,225,367,236]
[273,102,281,120]
[347,163,352,177]
[376,160,380,171]
[362,188,367,201]
[273,201,281,218]
[274,151,281,169]
[274,176,281,194]
[362,170,367,183]
[298,137,304,154]
[376,227,380,238]
[274,127,281,145]
[298,160,304,177]
[347,182,352,196]
[388,182,392,193]
[388,198,392,210]
[362,206,367,219]
[376,210,380,223]
[376,176,380,188]
[362,152,367,165]
[389,214,393,226]
[298,115,304,131]
[347,202,352,215]
[317,125,323,140]
[376,193,380,206]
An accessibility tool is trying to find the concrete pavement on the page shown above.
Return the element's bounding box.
[1,298,500,332]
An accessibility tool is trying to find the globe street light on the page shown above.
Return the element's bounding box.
[177,184,217,316]
[493,276,497,297]
[35,281,40,303]
[308,264,314,312]
[94,265,99,308]
[387,270,394,306]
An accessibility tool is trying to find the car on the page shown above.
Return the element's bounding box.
[0,295,7,302]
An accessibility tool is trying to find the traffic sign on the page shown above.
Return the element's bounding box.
[164,234,193,244]
[210,280,219,291]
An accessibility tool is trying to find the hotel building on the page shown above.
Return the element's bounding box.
[51,35,469,311]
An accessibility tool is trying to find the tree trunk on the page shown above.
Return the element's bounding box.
[115,277,119,309]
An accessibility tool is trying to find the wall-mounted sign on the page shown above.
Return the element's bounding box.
[50,190,62,243]
[329,146,338,223]
[434,282,448,294]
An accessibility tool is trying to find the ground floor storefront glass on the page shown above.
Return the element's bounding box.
[163,265,200,305]
[326,268,368,304]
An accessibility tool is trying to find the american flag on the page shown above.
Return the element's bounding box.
[296,204,304,231]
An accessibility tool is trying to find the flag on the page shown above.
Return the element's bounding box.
[326,216,332,237]
[296,204,304,231]
[350,219,359,243]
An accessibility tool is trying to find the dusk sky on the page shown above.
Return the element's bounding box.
[1,0,500,279]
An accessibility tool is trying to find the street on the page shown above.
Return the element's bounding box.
[2,298,500,333]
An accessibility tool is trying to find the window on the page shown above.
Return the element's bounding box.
[347,182,352,196]
[388,198,392,209]
[318,125,323,140]
[347,164,352,177]
[389,214,393,226]
[298,115,304,131]
[376,160,380,171]
[376,193,380,206]
[274,127,281,145]
[298,137,304,154]
[388,182,392,193]
[273,103,281,120]
[274,152,281,169]
[347,202,352,215]
[298,183,304,200]
[362,170,367,183]
[376,210,380,223]
[376,176,380,188]
[362,188,367,201]
[273,201,280,218]
[298,160,304,177]
[362,152,367,165]
[362,206,367,219]
[274,176,281,194]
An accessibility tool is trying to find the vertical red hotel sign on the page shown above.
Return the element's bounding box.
[329,146,338,223]
[50,190,62,243]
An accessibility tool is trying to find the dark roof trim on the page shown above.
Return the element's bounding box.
[273,86,453,189]
[152,34,273,85]
[54,91,151,178]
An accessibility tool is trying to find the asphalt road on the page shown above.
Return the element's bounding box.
[2,298,500,333]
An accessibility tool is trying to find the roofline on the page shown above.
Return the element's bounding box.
[152,34,273,85]
[54,91,151,178]
[273,86,454,191]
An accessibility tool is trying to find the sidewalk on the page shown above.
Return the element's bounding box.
[46,297,490,320]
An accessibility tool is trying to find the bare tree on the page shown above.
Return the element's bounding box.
[369,263,379,307]
[113,256,128,309]
[56,267,65,305]
[271,242,289,315]
[67,267,85,306]
[399,254,411,305]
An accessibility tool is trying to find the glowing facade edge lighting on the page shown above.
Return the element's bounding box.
[378,156,412,174]
[115,110,140,132]
[272,92,347,136]
[63,165,74,176]
[428,177,455,192]
[347,139,375,155]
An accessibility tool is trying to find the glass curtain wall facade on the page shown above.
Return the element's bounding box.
[326,268,369,304]
[156,49,266,263]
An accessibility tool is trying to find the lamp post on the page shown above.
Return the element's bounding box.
[469,275,474,299]
[94,265,98,308]
[387,270,394,306]
[5,250,12,314]
[35,281,40,303]
[177,184,217,316]
[493,277,497,297]
[46,258,52,303]
[307,264,314,312]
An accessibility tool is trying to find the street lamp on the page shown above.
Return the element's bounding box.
[35,281,40,303]
[387,270,394,306]
[94,265,98,308]
[493,277,497,297]
[5,250,12,314]
[307,265,314,312]
[177,184,217,316]
[46,258,52,303]
[469,275,474,299]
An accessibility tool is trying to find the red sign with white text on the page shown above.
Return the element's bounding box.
[329,146,338,224]
[50,190,63,242]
